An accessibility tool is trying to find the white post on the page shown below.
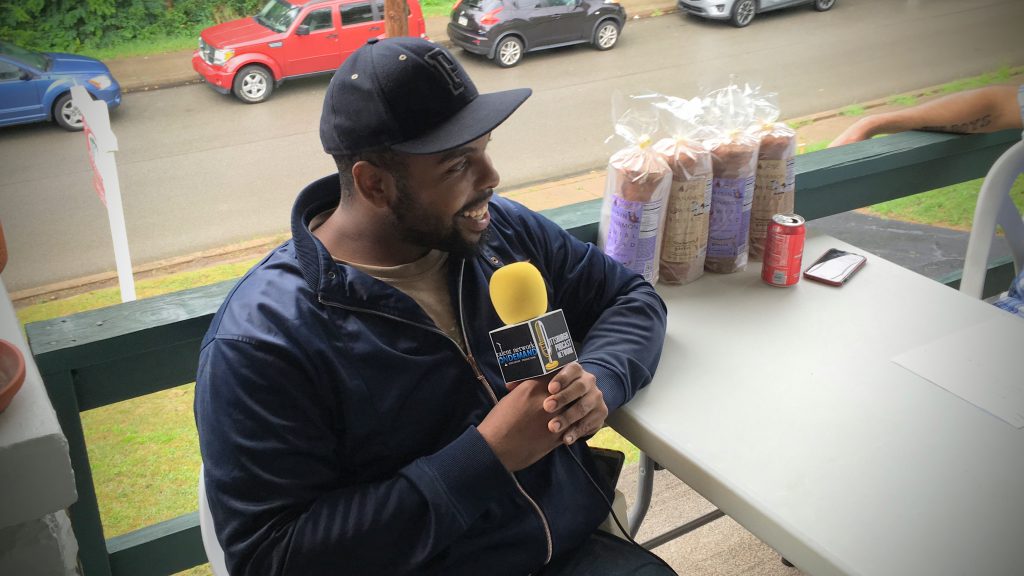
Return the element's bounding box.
[71,85,135,302]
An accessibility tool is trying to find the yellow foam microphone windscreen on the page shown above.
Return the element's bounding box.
[489,261,548,325]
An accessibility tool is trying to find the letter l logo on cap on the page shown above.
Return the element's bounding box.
[424,49,465,95]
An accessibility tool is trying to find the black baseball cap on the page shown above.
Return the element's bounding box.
[320,37,531,155]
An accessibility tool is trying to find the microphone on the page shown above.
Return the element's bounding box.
[488,262,578,384]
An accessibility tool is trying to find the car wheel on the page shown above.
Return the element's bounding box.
[730,0,756,27]
[233,65,273,104]
[53,92,84,131]
[593,21,620,51]
[495,36,523,68]
[813,0,835,11]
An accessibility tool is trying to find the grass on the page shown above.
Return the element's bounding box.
[77,31,202,61]
[592,428,640,462]
[839,104,866,117]
[938,64,1015,94]
[82,382,204,534]
[787,118,813,130]
[799,139,831,155]
[888,94,919,107]
[16,258,261,325]
[73,1,455,60]
[865,174,1024,230]
[422,0,456,17]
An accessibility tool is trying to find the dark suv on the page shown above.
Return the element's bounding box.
[447,0,625,68]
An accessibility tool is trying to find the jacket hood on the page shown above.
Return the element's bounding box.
[291,174,340,296]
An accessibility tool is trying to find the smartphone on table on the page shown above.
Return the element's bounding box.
[803,248,867,286]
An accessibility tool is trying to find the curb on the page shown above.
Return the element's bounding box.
[10,235,288,305]
[12,171,610,305]
[122,78,205,94]
[786,68,1024,126]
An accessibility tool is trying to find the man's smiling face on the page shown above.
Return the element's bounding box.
[386,134,500,257]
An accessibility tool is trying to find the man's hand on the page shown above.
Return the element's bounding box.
[478,363,609,471]
[829,117,879,147]
[541,362,607,446]
[478,378,565,472]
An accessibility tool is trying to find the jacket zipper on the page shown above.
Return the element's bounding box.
[318,260,554,565]
[454,261,554,566]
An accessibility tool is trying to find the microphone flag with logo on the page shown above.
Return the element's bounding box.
[488,262,578,384]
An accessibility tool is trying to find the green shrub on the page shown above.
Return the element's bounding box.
[1,0,263,53]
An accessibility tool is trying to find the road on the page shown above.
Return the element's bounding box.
[1,0,1022,292]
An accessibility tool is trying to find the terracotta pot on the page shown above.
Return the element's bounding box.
[0,220,7,274]
[0,339,26,414]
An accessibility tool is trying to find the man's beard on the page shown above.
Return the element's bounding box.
[388,178,488,258]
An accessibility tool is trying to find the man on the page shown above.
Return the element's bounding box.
[195,37,672,575]
[830,84,1024,317]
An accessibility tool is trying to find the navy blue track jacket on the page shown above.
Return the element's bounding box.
[195,174,668,575]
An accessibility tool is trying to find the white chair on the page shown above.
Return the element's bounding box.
[198,466,231,576]
[960,141,1024,299]
[597,488,630,540]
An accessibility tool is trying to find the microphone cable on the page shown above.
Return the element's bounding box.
[562,444,677,573]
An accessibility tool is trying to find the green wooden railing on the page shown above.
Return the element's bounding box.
[25,130,1020,576]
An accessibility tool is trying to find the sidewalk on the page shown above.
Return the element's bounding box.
[104,0,679,93]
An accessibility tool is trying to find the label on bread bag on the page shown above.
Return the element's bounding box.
[708,176,754,258]
[751,159,796,255]
[604,196,665,282]
[662,176,712,263]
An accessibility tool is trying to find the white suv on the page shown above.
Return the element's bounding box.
[677,0,835,28]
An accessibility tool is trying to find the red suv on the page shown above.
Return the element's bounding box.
[193,0,427,103]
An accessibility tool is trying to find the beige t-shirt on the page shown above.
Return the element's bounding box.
[310,210,463,346]
[346,250,464,347]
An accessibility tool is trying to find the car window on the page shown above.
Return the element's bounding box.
[371,0,410,18]
[538,0,574,7]
[302,8,334,31]
[256,0,301,32]
[0,40,48,70]
[463,0,503,9]
[341,1,376,25]
[0,61,23,82]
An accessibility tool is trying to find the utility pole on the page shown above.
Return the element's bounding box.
[384,0,408,37]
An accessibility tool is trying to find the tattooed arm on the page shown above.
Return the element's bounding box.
[830,85,1022,147]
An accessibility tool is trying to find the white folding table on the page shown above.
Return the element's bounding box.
[610,234,1024,576]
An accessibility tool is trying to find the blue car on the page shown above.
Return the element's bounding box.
[0,40,121,131]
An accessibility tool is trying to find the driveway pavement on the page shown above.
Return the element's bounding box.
[810,211,1011,282]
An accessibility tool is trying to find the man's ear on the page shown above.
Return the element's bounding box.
[351,160,395,209]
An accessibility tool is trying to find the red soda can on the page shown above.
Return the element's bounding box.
[761,214,805,287]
